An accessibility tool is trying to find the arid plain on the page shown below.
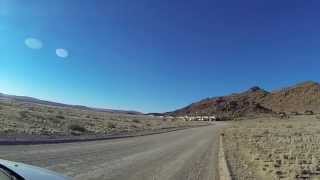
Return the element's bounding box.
[223,114,320,180]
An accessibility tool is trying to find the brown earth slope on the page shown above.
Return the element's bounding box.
[171,86,272,118]
[170,81,320,117]
[261,81,320,113]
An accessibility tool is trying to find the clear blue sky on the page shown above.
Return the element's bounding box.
[1,0,320,113]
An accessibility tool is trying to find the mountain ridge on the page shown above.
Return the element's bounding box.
[169,81,320,118]
[0,93,142,115]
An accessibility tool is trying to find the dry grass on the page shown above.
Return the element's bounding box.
[223,115,320,180]
[0,100,208,137]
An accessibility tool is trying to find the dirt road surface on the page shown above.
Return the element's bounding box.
[0,124,224,180]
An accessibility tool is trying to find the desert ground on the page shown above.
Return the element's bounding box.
[222,114,320,180]
[0,100,208,141]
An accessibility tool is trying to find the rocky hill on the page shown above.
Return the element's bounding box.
[261,81,320,113]
[170,86,273,118]
[170,81,320,118]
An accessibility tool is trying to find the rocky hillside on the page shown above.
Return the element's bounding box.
[170,86,273,118]
[170,81,320,118]
[261,81,320,113]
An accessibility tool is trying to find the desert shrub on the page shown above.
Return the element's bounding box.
[294,132,302,136]
[107,122,116,129]
[56,115,65,119]
[28,107,38,111]
[3,128,15,134]
[286,125,293,128]
[305,110,314,115]
[290,111,300,115]
[278,112,289,119]
[68,124,86,132]
[70,130,82,136]
[171,118,178,122]
[49,117,61,124]
[216,116,232,121]
[19,110,29,118]
[132,119,141,123]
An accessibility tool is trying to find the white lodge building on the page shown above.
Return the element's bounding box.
[177,115,216,121]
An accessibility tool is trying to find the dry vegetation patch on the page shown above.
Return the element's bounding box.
[223,115,320,180]
[0,100,209,137]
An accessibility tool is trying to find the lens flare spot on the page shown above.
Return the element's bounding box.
[25,38,43,49]
[56,48,69,58]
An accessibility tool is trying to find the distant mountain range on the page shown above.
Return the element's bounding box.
[2,81,320,118]
[0,93,142,115]
[169,81,320,118]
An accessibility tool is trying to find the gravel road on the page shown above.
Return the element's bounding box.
[0,124,224,180]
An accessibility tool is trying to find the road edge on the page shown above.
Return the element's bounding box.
[219,134,232,180]
[0,125,211,145]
